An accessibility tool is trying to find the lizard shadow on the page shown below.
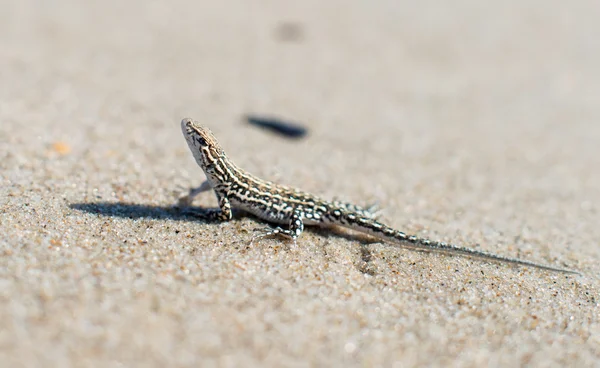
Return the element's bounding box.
[70,201,379,275]
[69,202,240,222]
[69,201,380,246]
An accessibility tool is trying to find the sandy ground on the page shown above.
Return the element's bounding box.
[1,0,599,367]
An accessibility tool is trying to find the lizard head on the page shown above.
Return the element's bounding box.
[181,118,224,169]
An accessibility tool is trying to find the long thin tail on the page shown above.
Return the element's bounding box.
[334,212,579,275]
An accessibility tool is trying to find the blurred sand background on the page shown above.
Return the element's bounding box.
[1,0,599,366]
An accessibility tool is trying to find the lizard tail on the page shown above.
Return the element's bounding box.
[334,212,579,274]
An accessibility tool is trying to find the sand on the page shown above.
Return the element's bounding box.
[1,0,599,367]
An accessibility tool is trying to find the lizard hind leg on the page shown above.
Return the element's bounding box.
[364,203,383,219]
[250,209,305,247]
[333,201,383,220]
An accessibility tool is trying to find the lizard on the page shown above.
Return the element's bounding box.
[179,118,579,275]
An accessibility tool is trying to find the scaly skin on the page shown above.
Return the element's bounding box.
[180,118,579,275]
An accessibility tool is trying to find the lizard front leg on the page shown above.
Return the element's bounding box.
[178,180,212,207]
[183,190,233,222]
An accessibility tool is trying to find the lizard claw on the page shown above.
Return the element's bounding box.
[250,226,277,245]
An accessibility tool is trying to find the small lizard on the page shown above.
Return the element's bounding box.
[180,118,579,274]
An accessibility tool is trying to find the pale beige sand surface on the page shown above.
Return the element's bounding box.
[1,0,599,367]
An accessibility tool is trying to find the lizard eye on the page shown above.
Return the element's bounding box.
[196,136,207,146]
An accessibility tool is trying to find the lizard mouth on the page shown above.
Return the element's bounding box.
[181,118,197,138]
